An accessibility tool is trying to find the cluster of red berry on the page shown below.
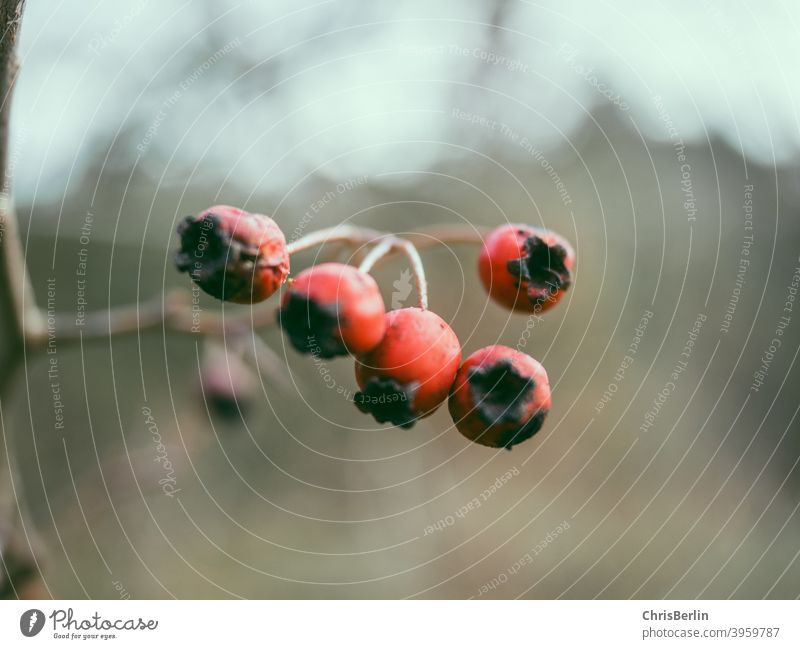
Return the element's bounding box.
[175,207,575,449]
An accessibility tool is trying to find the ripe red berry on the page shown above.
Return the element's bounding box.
[354,307,461,428]
[478,223,574,313]
[278,263,386,358]
[175,205,289,304]
[448,345,551,449]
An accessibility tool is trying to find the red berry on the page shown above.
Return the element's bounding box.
[354,307,461,428]
[175,205,289,304]
[200,342,256,421]
[478,223,574,313]
[448,345,551,449]
[278,263,386,358]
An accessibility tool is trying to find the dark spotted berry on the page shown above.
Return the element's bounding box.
[449,345,551,448]
[278,263,386,358]
[478,223,574,312]
[175,205,289,304]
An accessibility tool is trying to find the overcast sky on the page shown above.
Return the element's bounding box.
[11,0,800,204]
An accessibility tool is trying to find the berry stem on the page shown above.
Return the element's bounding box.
[389,238,429,310]
[288,223,487,257]
[404,223,488,249]
[357,237,394,273]
[358,236,428,309]
[286,225,381,256]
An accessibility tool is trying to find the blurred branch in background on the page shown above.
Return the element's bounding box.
[0,0,45,599]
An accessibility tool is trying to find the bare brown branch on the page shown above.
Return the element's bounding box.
[0,0,46,600]
[44,223,486,342]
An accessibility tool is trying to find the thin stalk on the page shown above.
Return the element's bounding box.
[357,237,394,274]
[393,238,428,309]
[358,236,428,309]
[286,225,380,256]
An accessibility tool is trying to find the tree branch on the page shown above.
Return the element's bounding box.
[43,223,487,342]
[0,0,39,356]
[0,0,45,600]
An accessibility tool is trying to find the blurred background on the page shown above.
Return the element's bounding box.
[5,0,800,598]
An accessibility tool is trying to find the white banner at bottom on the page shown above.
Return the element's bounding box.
[0,600,797,647]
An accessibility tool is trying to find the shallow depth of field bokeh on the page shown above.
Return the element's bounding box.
[6,0,800,598]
